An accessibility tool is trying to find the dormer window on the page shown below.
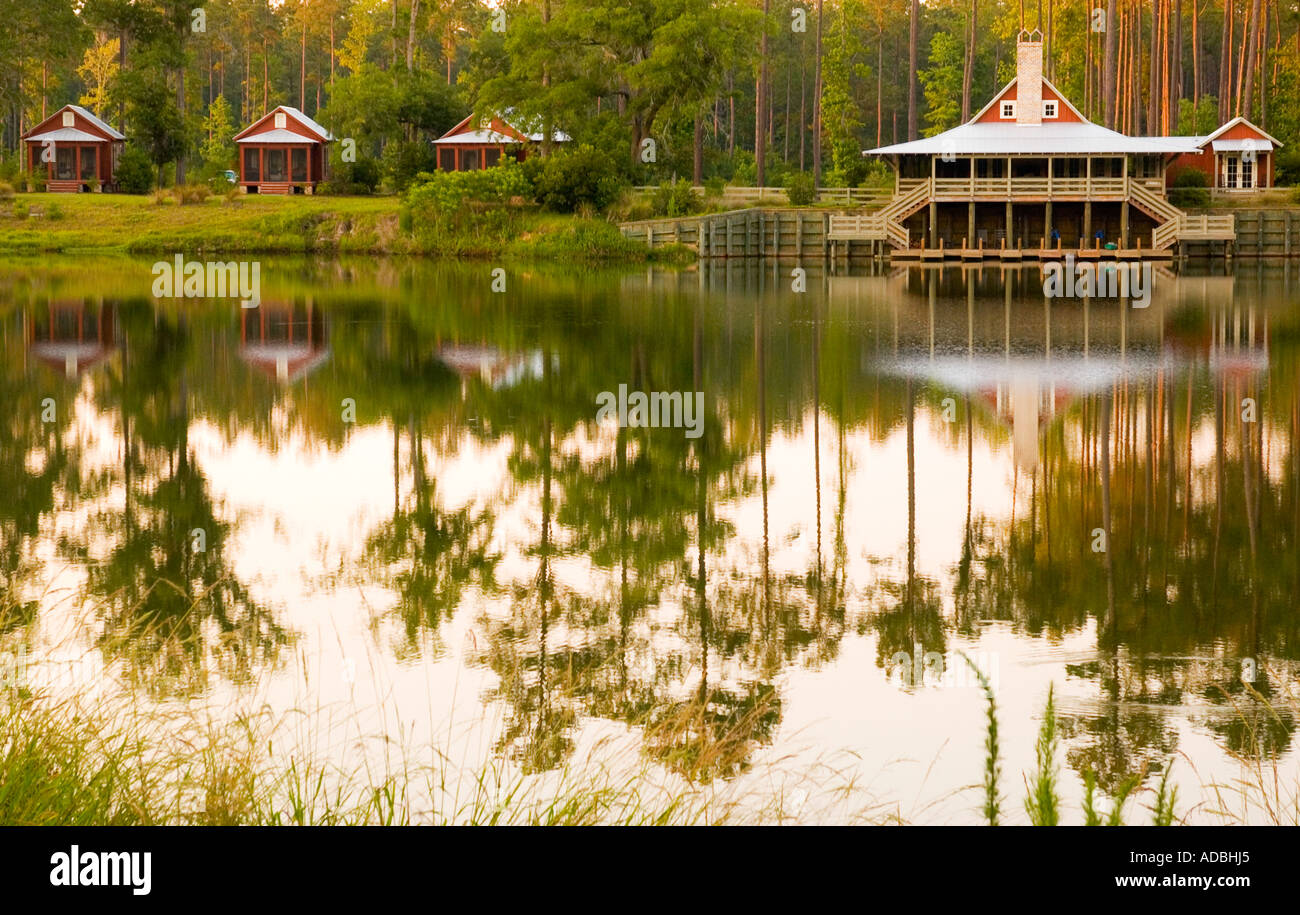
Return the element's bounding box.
[62,111,74,127]
[274,112,287,129]
[1043,101,1058,119]
[1001,101,1016,119]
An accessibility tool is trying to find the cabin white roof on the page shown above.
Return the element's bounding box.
[867,121,1205,157]
[66,105,125,140]
[24,127,112,144]
[236,128,323,144]
[279,106,333,140]
[1211,138,1273,152]
[235,106,333,142]
[432,129,520,145]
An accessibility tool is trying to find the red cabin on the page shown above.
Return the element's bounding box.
[1166,117,1282,191]
[234,106,333,194]
[432,112,569,171]
[20,105,125,193]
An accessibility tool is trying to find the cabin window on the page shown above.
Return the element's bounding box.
[483,147,501,168]
[274,112,287,129]
[266,148,287,182]
[243,147,260,182]
[62,111,75,127]
[1001,101,1016,119]
[79,147,97,180]
[1226,157,1238,188]
[55,146,76,180]
[1043,101,1058,118]
[291,148,307,182]
[438,148,456,170]
[461,148,481,171]
[1241,158,1253,188]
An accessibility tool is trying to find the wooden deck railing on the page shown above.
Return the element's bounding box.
[630,185,893,206]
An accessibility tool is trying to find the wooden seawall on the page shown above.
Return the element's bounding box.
[620,206,1300,260]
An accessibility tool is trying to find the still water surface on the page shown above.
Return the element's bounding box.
[3,256,1298,823]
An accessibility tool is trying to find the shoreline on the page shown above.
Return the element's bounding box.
[0,192,693,263]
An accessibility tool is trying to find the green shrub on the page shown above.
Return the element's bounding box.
[784,172,815,206]
[525,144,627,213]
[703,176,726,198]
[1169,168,1210,207]
[0,150,19,184]
[115,146,155,194]
[651,178,702,217]
[0,181,13,200]
[381,140,437,193]
[47,203,65,221]
[13,201,28,220]
[404,161,533,228]
[322,154,381,195]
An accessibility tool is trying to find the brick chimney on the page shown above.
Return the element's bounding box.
[1016,30,1043,126]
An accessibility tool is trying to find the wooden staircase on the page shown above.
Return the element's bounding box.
[827,179,931,250]
[1129,181,1235,249]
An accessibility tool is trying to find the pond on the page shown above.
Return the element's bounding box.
[1,255,1298,824]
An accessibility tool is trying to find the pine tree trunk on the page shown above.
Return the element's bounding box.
[961,0,975,122]
[756,0,769,185]
[1154,0,1164,133]
[813,0,823,187]
[407,0,420,73]
[693,114,703,185]
[1103,0,1118,128]
[1218,0,1232,122]
[908,0,919,140]
[1241,0,1261,120]
[1192,0,1200,118]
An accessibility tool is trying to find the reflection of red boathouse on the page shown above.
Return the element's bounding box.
[239,301,330,383]
[26,300,118,377]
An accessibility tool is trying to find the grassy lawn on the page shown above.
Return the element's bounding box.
[0,192,403,255]
[0,191,688,262]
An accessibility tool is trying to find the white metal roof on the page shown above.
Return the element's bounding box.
[279,106,334,141]
[67,105,125,140]
[1211,138,1276,152]
[432,129,519,145]
[236,128,323,144]
[24,127,113,143]
[866,122,1205,156]
[433,127,571,144]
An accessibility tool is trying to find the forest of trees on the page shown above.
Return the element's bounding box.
[1,0,1298,193]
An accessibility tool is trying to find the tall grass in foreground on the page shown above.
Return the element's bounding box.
[964,650,1187,826]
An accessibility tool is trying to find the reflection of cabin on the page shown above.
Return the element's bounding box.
[234,106,333,194]
[239,302,330,383]
[431,112,570,171]
[437,345,542,388]
[26,300,118,377]
[20,105,125,193]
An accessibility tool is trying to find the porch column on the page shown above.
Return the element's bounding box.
[1120,202,1129,247]
[1084,156,1093,244]
[1044,201,1051,245]
[1006,199,1013,247]
[930,199,938,246]
[967,201,975,247]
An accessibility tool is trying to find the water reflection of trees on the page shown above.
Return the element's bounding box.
[9,262,1300,786]
[56,300,288,695]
